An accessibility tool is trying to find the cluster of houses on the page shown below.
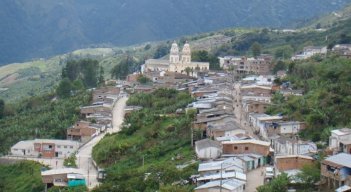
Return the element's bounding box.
[9,85,121,188]
[183,65,351,191]
[218,55,272,75]
[291,44,351,60]
[183,73,268,192]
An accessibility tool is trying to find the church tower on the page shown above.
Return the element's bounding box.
[169,41,179,64]
[181,41,191,63]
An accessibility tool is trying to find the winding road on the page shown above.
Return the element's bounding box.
[76,96,128,189]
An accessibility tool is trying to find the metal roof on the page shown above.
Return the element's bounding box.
[324,153,351,168]
[195,179,245,190]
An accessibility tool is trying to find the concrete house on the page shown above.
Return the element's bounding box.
[41,168,85,188]
[207,121,245,139]
[195,179,246,192]
[67,121,104,143]
[329,128,351,154]
[248,113,283,137]
[11,139,80,158]
[272,136,317,156]
[195,139,222,160]
[198,158,245,176]
[266,121,305,137]
[321,153,351,189]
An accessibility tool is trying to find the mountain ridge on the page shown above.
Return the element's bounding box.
[1,0,350,64]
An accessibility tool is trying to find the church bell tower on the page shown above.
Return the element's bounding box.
[181,41,191,63]
[169,41,180,64]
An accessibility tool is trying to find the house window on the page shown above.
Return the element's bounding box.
[234,146,238,150]
[245,147,249,150]
[64,146,67,149]
[57,145,61,148]
[70,146,73,149]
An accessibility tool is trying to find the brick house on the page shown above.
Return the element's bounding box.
[275,155,314,175]
[67,121,103,143]
[222,140,272,163]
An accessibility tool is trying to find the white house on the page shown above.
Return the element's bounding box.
[11,139,80,158]
[329,128,351,152]
[198,157,245,176]
[248,113,283,137]
[273,136,317,156]
[195,139,222,160]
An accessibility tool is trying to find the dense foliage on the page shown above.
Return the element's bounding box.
[111,55,140,79]
[62,59,102,88]
[257,173,289,192]
[0,92,91,154]
[192,50,220,70]
[92,89,197,191]
[267,56,351,142]
[0,161,44,192]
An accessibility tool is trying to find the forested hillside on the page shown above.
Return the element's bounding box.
[268,56,351,142]
[0,0,350,64]
[92,89,197,191]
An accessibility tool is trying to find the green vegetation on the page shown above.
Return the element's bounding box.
[0,161,44,192]
[267,56,351,142]
[48,186,87,192]
[111,55,140,79]
[192,50,220,70]
[251,42,262,58]
[62,59,102,88]
[137,75,151,84]
[92,89,197,191]
[257,173,289,192]
[0,99,4,119]
[0,91,91,154]
[64,154,78,168]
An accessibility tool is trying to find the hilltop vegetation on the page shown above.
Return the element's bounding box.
[92,89,197,191]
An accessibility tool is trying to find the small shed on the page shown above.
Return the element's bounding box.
[195,139,222,160]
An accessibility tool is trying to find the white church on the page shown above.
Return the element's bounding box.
[142,41,209,76]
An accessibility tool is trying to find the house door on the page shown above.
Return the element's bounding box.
[258,158,261,167]
[23,149,25,155]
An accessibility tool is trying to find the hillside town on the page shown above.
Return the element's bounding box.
[2,41,351,192]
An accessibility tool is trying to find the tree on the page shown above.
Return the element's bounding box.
[111,55,138,79]
[184,67,191,76]
[153,44,170,59]
[273,61,287,74]
[137,75,151,84]
[296,163,320,186]
[192,50,220,70]
[257,173,289,192]
[56,78,72,98]
[251,42,262,58]
[0,99,4,119]
[274,45,294,60]
[98,65,105,86]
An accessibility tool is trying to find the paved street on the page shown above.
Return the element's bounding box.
[245,167,265,192]
[76,96,128,189]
